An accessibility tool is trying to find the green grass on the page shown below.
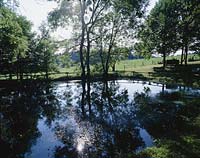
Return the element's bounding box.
[115,54,200,71]
[0,54,199,88]
[53,54,199,74]
[116,57,162,71]
[55,54,199,75]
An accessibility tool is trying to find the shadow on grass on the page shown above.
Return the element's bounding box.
[150,64,200,87]
[1,64,199,88]
[54,71,149,82]
[114,71,148,80]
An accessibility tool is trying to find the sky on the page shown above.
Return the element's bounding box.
[18,0,57,31]
[18,0,158,39]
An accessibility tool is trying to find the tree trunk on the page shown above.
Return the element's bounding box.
[20,72,23,81]
[18,54,24,81]
[184,42,188,65]
[104,19,118,77]
[104,44,113,77]
[80,0,86,80]
[8,56,12,80]
[112,63,115,72]
[16,67,19,80]
[99,35,106,75]
[183,22,189,66]
[17,55,19,80]
[45,70,48,79]
[86,29,90,79]
[163,52,166,68]
[104,62,109,77]
[181,46,184,65]
[9,64,12,80]
[9,73,12,80]
[162,84,165,94]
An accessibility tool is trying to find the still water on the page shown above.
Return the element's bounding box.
[1,80,200,158]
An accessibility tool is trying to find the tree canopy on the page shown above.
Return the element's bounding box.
[0,3,57,80]
[135,0,200,67]
[48,0,148,78]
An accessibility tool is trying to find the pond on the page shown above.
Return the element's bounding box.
[1,80,200,158]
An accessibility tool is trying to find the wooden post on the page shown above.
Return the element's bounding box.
[66,72,69,78]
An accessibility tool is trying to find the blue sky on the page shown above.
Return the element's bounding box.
[18,0,158,38]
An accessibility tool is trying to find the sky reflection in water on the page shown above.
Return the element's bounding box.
[1,80,199,158]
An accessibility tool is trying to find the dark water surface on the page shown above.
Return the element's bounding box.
[1,80,200,158]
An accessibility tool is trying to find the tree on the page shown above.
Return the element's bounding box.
[48,0,148,78]
[56,53,71,68]
[134,41,153,59]
[0,7,28,79]
[137,0,179,68]
[176,0,200,65]
[136,0,200,67]
[14,15,33,80]
[0,1,59,80]
[96,12,122,76]
[110,47,130,71]
[34,25,57,79]
[94,0,147,76]
[48,0,110,79]
[37,39,56,79]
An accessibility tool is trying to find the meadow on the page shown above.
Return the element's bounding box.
[1,54,199,88]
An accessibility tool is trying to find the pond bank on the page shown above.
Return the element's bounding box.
[0,73,199,89]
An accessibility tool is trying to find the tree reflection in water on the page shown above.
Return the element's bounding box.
[54,80,145,158]
[0,81,60,158]
[0,80,199,158]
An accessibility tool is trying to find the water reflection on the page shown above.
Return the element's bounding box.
[0,80,199,158]
[0,82,61,158]
[53,80,146,158]
[134,88,200,158]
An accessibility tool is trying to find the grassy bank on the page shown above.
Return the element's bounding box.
[55,59,200,88]
[0,55,200,88]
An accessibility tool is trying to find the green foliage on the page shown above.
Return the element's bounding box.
[56,53,71,68]
[0,7,28,76]
[137,0,179,59]
[140,146,171,158]
[109,47,130,67]
[139,136,200,158]
[136,0,200,66]
[37,39,56,72]
[134,42,153,59]
[0,5,57,80]
[48,0,148,77]
[134,89,200,158]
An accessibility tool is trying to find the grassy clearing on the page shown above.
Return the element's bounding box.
[113,55,200,87]
[52,59,200,88]
[116,58,162,71]
[0,54,199,88]
[55,54,199,75]
[115,54,199,71]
